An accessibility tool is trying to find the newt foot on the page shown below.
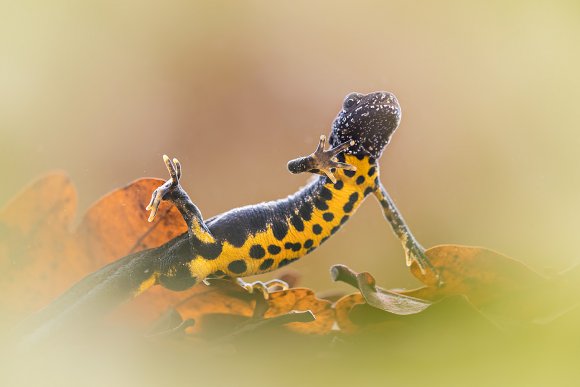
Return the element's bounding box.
[146,155,182,222]
[236,278,289,300]
[287,134,356,184]
[406,244,443,287]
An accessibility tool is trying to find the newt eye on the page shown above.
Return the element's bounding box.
[343,93,361,109]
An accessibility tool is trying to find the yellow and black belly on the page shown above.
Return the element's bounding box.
[180,154,378,281]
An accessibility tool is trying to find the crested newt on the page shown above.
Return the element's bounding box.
[142,91,436,295]
[17,91,438,343]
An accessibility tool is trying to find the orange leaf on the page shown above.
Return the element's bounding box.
[264,288,334,334]
[403,244,547,308]
[173,281,256,335]
[334,293,365,333]
[0,173,80,321]
[0,175,188,326]
[76,178,187,266]
[173,281,331,336]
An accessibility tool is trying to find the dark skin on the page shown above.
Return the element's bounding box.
[18,91,437,343]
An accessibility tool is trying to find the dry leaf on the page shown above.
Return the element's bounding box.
[403,244,547,308]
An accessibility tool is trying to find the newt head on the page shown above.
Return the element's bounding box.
[329,91,401,159]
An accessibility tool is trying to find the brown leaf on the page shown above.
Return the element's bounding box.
[0,175,188,325]
[264,288,334,334]
[0,173,80,320]
[173,280,256,335]
[76,178,187,266]
[402,244,547,308]
[172,281,331,336]
[334,293,365,333]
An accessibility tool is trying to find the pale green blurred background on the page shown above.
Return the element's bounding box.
[2,0,580,293]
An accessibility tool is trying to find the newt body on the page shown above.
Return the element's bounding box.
[144,91,431,294]
[156,154,377,291]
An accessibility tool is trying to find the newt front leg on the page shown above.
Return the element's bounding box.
[372,181,439,280]
[287,134,356,183]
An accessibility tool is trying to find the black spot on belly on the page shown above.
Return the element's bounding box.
[331,226,340,234]
[349,192,359,203]
[368,157,376,165]
[320,187,333,201]
[343,202,354,213]
[249,244,265,259]
[299,201,313,221]
[323,212,334,222]
[320,236,329,244]
[368,166,376,176]
[260,259,274,271]
[314,197,329,211]
[290,214,305,231]
[355,154,365,161]
[356,176,365,185]
[272,220,289,240]
[336,153,346,162]
[312,224,323,235]
[344,170,356,178]
[267,244,281,255]
[334,180,344,190]
[228,260,247,274]
[340,215,349,225]
[364,187,373,196]
[284,242,302,251]
[304,239,313,248]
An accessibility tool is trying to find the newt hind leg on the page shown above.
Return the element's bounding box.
[146,155,215,245]
[146,155,182,222]
[147,155,290,297]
